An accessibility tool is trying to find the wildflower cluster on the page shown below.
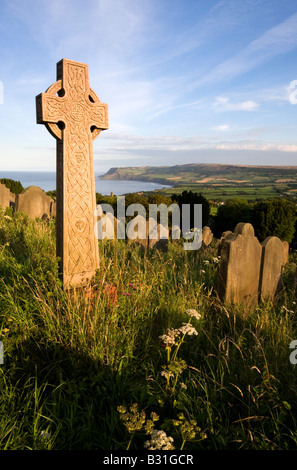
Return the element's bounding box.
[117,310,206,450]
[161,358,187,389]
[159,327,183,346]
[159,309,201,392]
[117,403,159,449]
[122,282,136,296]
[200,256,220,273]
[281,305,295,314]
[172,413,207,450]
[159,309,201,348]
[185,309,202,320]
[144,429,175,450]
[179,323,199,336]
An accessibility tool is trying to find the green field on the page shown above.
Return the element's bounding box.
[158,183,280,201]
[101,163,297,202]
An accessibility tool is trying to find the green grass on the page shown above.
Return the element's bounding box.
[1,208,297,450]
[159,184,280,201]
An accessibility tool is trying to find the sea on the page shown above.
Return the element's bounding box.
[0,171,172,195]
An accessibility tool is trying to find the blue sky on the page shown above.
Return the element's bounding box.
[0,0,297,173]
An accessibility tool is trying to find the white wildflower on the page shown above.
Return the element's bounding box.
[161,370,174,379]
[159,328,181,345]
[144,429,175,450]
[178,323,198,336]
[212,257,220,263]
[281,305,294,314]
[203,260,210,264]
[185,309,202,320]
[180,382,187,390]
[4,215,12,221]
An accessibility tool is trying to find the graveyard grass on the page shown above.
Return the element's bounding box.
[1,208,297,450]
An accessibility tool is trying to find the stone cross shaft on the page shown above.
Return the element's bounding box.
[36,58,108,288]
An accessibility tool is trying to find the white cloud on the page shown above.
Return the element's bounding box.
[214,124,230,131]
[193,12,297,87]
[213,97,259,111]
[215,142,297,152]
[98,131,297,154]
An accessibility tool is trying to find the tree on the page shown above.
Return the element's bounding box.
[147,193,172,206]
[0,178,24,194]
[171,190,210,229]
[213,198,252,237]
[252,198,297,243]
[46,189,56,200]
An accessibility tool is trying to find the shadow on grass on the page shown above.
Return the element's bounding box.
[4,334,137,450]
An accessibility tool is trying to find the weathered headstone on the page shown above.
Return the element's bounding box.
[283,241,289,266]
[127,216,168,251]
[36,59,108,288]
[0,183,15,209]
[15,186,55,219]
[127,215,147,248]
[202,226,213,247]
[217,223,262,306]
[217,230,233,256]
[148,220,168,251]
[259,236,284,302]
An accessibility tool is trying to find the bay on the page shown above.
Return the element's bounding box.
[0,171,172,195]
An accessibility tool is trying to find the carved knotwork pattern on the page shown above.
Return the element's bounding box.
[65,127,95,274]
[64,63,97,275]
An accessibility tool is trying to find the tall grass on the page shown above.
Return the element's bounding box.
[0,207,297,450]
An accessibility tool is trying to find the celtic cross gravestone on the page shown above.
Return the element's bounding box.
[36,58,108,288]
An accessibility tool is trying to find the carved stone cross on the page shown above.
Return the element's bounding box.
[36,58,108,288]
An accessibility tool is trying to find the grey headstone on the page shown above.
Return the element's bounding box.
[259,236,284,302]
[15,186,55,219]
[217,223,262,306]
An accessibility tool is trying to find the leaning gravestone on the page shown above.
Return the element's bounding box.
[217,222,262,306]
[202,226,213,247]
[259,236,284,302]
[36,58,108,288]
[0,183,15,209]
[15,186,55,219]
[217,230,233,256]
